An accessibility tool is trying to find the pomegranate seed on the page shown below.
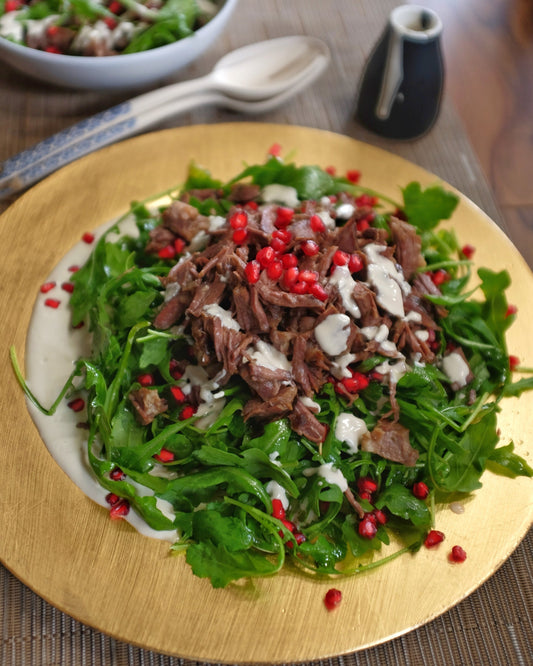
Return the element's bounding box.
[299,269,319,283]
[412,481,429,500]
[82,232,95,244]
[281,518,295,532]
[505,304,517,317]
[283,266,299,285]
[325,165,336,176]
[272,499,285,519]
[341,372,369,393]
[244,260,261,284]
[359,490,372,501]
[232,228,248,244]
[44,298,60,308]
[61,282,74,293]
[110,499,130,520]
[431,269,449,286]
[294,532,306,545]
[158,244,176,260]
[373,509,387,525]
[266,260,283,280]
[245,201,258,210]
[290,281,308,295]
[268,143,282,157]
[104,17,117,29]
[301,240,319,256]
[358,515,378,539]
[105,493,120,506]
[137,373,154,387]
[256,246,276,267]
[346,169,361,183]
[424,530,445,548]
[461,244,475,259]
[40,281,56,293]
[310,214,326,233]
[324,588,342,611]
[273,228,292,243]
[108,0,122,12]
[332,250,349,266]
[154,447,175,463]
[270,237,287,253]
[45,45,62,54]
[5,0,21,10]
[355,193,378,207]
[110,467,125,481]
[309,282,328,301]
[509,355,520,371]
[180,405,196,420]
[169,359,182,380]
[356,218,370,233]
[229,211,248,229]
[348,254,364,273]
[68,265,80,272]
[275,207,294,228]
[67,397,85,412]
[281,253,298,269]
[358,477,378,494]
[449,545,467,563]
[174,238,185,254]
[170,386,185,402]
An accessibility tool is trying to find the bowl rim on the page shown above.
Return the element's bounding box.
[0,0,238,65]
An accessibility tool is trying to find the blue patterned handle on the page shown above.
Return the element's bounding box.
[0,105,137,199]
[0,101,133,189]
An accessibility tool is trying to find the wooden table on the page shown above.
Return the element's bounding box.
[1,1,531,665]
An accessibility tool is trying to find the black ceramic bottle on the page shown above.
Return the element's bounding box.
[356,5,444,140]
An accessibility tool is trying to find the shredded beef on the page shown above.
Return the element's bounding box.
[243,384,298,421]
[162,200,210,242]
[352,281,382,327]
[228,183,261,203]
[143,183,444,458]
[389,216,425,280]
[129,387,168,425]
[288,398,328,444]
[361,418,419,466]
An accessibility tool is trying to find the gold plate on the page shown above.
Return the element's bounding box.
[1,124,531,663]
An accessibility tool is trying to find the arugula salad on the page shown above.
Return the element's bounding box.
[0,0,222,56]
[14,151,533,589]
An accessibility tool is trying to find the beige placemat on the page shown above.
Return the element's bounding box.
[0,1,531,664]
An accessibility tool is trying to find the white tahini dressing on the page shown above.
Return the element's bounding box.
[441,352,470,388]
[335,203,356,220]
[375,358,408,384]
[261,184,299,208]
[203,303,241,331]
[0,11,24,41]
[300,396,321,413]
[335,413,368,453]
[265,480,290,510]
[249,340,291,371]
[304,462,348,492]
[331,352,356,379]
[328,265,361,319]
[314,313,351,356]
[363,243,411,318]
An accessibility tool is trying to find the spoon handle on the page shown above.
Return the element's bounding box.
[0,90,215,201]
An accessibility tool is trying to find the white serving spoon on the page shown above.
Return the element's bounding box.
[0,36,330,198]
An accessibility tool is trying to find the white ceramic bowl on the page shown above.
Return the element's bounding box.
[0,0,238,91]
